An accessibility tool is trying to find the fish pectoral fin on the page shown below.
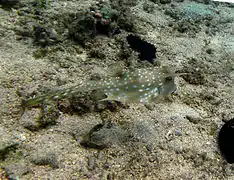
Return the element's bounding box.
[99,97,111,102]
[99,94,117,102]
[99,94,127,103]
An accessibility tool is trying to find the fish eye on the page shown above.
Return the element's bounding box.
[165,76,173,81]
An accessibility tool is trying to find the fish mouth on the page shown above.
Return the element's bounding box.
[171,87,178,95]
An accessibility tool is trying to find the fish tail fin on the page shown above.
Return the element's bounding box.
[23,84,82,107]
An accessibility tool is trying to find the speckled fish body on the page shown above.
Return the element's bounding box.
[24,67,177,106]
[96,67,177,103]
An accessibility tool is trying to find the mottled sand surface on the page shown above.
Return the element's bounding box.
[0,0,233,179]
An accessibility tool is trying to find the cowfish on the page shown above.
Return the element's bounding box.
[24,66,178,107]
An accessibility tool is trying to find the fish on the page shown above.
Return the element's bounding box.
[24,66,178,107]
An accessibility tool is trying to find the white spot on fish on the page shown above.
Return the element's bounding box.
[53,95,59,99]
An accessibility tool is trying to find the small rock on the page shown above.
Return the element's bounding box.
[30,150,59,169]
[57,99,73,114]
[165,130,174,141]
[144,103,154,111]
[33,25,60,46]
[87,155,96,170]
[4,162,30,179]
[40,103,59,127]
[20,108,41,131]
[175,129,182,136]
[206,48,214,54]
[0,127,18,158]
[186,114,202,124]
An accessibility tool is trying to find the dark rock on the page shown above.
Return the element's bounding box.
[70,94,96,114]
[143,1,155,13]
[110,0,137,32]
[149,0,171,4]
[117,12,136,32]
[33,25,60,47]
[69,89,112,114]
[57,98,73,114]
[68,15,96,46]
[206,48,214,54]
[95,21,111,35]
[127,34,156,64]
[81,121,129,149]
[40,103,59,127]
[0,0,19,4]
[160,0,171,4]
[218,118,234,164]
[21,103,59,130]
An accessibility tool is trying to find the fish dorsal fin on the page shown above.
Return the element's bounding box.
[161,66,175,77]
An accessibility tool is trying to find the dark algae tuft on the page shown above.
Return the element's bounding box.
[218,118,234,164]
